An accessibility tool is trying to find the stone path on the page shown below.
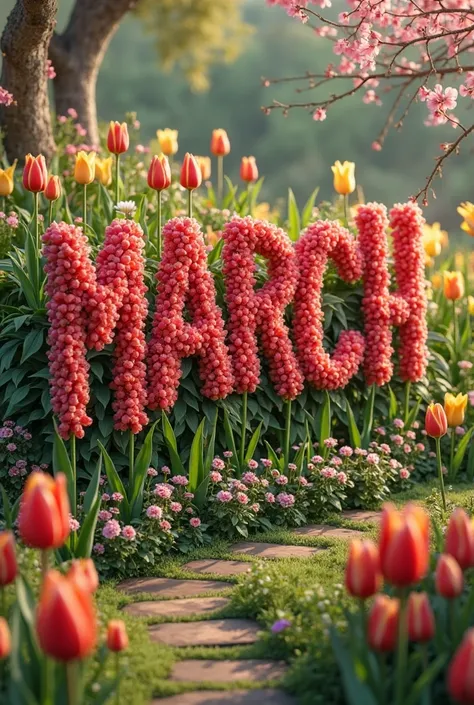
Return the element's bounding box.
[119,511,378,703]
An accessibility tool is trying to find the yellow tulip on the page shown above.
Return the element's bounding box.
[157,129,178,157]
[74,151,96,185]
[468,296,474,316]
[431,273,443,290]
[0,161,17,197]
[95,157,113,186]
[195,156,211,180]
[444,271,464,301]
[458,202,474,237]
[331,160,356,195]
[422,222,445,258]
[444,392,468,427]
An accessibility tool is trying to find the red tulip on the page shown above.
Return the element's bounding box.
[240,156,258,183]
[211,129,231,157]
[379,503,429,587]
[147,155,171,191]
[345,539,382,599]
[19,472,70,550]
[107,619,129,652]
[368,595,399,652]
[107,121,129,155]
[425,403,448,438]
[23,154,48,193]
[180,153,202,191]
[44,175,62,202]
[448,628,474,704]
[0,617,11,659]
[445,508,474,570]
[436,554,464,598]
[407,592,435,642]
[0,531,17,586]
[36,570,96,661]
[68,559,99,594]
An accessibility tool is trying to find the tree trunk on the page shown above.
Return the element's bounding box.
[0,0,58,163]
[50,0,138,147]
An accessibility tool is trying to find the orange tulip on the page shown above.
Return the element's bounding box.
[240,156,258,183]
[0,617,11,659]
[445,508,474,570]
[68,559,99,594]
[147,155,171,191]
[345,539,382,599]
[444,271,464,301]
[379,503,429,587]
[425,402,448,438]
[36,570,96,661]
[44,175,62,202]
[0,531,17,586]
[407,592,435,642]
[436,554,464,598]
[180,153,202,191]
[107,121,129,155]
[107,619,129,652]
[448,628,474,704]
[19,472,70,550]
[211,129,231,157]
[23,154,48,193]
[368,595,399,652]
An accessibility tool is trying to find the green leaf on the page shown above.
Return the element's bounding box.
[404,654,447,705]
[188,419,205,493]
[223,408,238,461]
[406,397,422,428]
[161,412,186,476]
[361,385,376,449]
[318,392,332,451]
[287,187,301,241]
[83,455,102,515]
[453,426,474,474]
[203,409,218,481]
[75,495,101,558]
[194,475,210,510]
[388,385,398,421]
[264,441,284,471]
[345,401,362,448]
[52,421,75,511]
[97,441,130,521]
[4,385,30,418]
[467,434,474,481]
[301,187,320,227]
[1,484,12,528]
[245,421,263,463]
[330,629,378,705]
[207,238,224,266]
[131,420,160,517]
[20,328,44,364]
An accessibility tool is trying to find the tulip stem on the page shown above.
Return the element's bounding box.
[157,189,162,258]
[0,587,5,618]
[452,300,458,365]
[343,194,348,226]
[239,391,248,471]
[449,429,456,480]
[129,430,135,492]
[42,657,54,705]
[394,591,408,705]
[248,185,252,216]
[435,436,447,512]
[66,662,77,705]
[70,435,77,539]
[82,184,87,230]
[48,201,53,227]
[115,653,120,705]
[41,550,50,586]
[217,155,224,205]
[283,399,292,470]
[187,190,193,219]
[115,154,120,204]
[403,381,411,424]
[33,191,40,284]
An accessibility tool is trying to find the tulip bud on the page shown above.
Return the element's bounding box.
[436,554,464,598]
[107,619,129,652]
[107,121,129,155]
[407,592,435,642]
[425,402,448,438]
[0,161,17,197]
[74,151,96,186]
[445,508,474,570]
[379,502,429,587]
[240,156,258,183]
[36,570,96,661]
[23,154,48,193]
[448,628,474,704]
[368,595,399,652]
[211,129,231,157]
[444,392,468,428]
[44,175,62,202]
[196,156,211,181]
[95,157,113,187]
[180,153,202,191]
[345,539,382,599]
[157,129,178,157]
[0,531,17,587]
[331,160,356,195]
[19,472,70,550]
[444,271,464,301]
[147,155,171,191]
[68,558,99,593]
[0,617,11,659]
[468,296,474,316]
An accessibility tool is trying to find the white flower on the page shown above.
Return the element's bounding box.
[115,200,137,218]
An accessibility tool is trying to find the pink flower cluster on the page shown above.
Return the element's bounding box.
[222,216,304,399]
[148,217,234,411]
[0,86,14,107]
[293,220,365,389]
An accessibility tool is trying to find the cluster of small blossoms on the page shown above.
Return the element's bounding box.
[293,220,365,390]
[222,216,304,399]
[0,86,14,107]
[148,217,234,411]
[1,421,45,496]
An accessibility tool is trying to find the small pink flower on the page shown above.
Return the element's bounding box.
[330,457,343,467]
[122,525,136,540]
[111,492,124,502]
[247,459,258,470]
[147,467,158,477]
[67,107,78,119]
[212,457,225,470]
[261,459,272,468]
[184,492,194,499]
[251,503,260,513]
[69,516,80,531]
[146,505,162,519]
[406,431,416,440]
[93,543,105,555]
[313,107,327,121]
[223,451,233,459]
[170,501,182,513]
[276,474,288,485]
[154,483,174,499]
[276,492,295,508]
[337,471,347,485]
[190,517,201,528]
[403,444,412,454]
[456,426,466,436]
[6,443,16,452]
[298,476,309,486]
[399,468,410,480]
[288,463,297,471]
[210,470,223,482]
[265,492,276,503]
[311,455,324,463]
[375,427,386,435]
[98,510,112,522]
[102,519,121,539]
[170,475,188,486]
[415,443,425,451]
[162,465,171,475]
[160,520,172,531]
[339,446,353,457]
[390,435,404,446]
[109,507,120,515]
[216,490,233,503]
[271,469,280,478]
[260,478,269,487]
[367,453,380,465]
[393,419,404,429]
[236,492,249,505]
[101,493,110,502]
[379,444,391,454]
[242,472,259,485]
[324,437,338,448]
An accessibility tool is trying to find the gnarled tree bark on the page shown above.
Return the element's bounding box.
[0,0,58,163]
[49,0,138,147]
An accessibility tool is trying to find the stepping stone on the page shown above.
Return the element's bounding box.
[183,560,252,576]
[149,619,260,647]
[153,690,295,704]
[123,597,230,618]
[343,510,381,523]
[170,659,288,683]
[232,542,322,560]
[292,525,363,539]
[118,577,233,598]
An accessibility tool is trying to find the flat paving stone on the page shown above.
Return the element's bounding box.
[153,689,295,704]
[149,619,260,647]
[170,659,288,683]
[123,597,231,618]
[292,525,363,539]
[343,510,382,523]
[231,542,322,560]
[183,560,253,576]
[118,577,233,598]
